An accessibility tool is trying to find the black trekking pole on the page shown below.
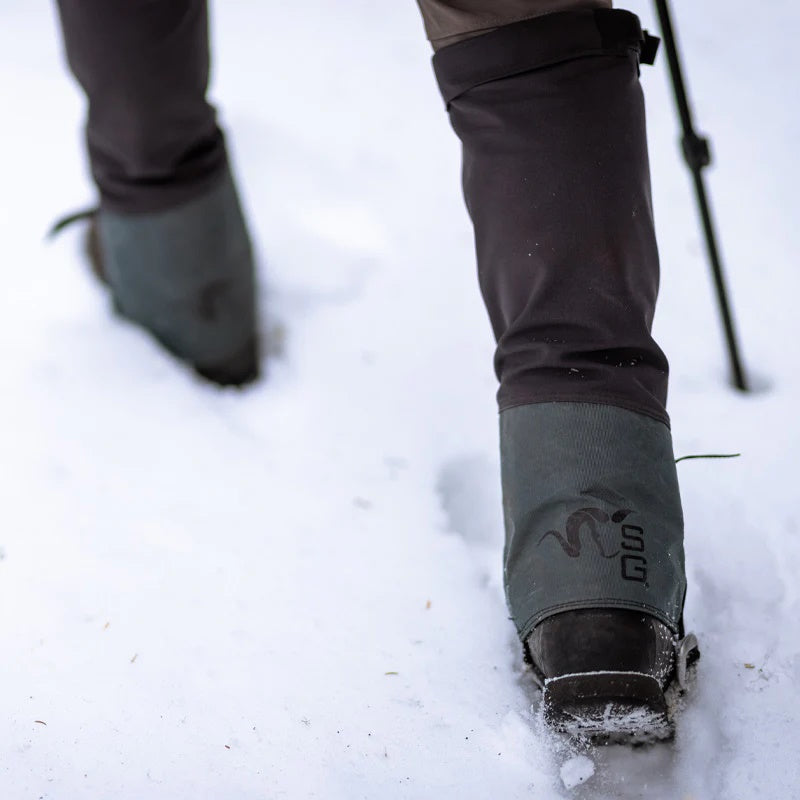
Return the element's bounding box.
[653,0,748,391]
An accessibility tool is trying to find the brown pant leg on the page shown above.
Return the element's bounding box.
[425,8,684,643]
[55,0,226,213]
[416,0,612,49]
[425,7,670,422]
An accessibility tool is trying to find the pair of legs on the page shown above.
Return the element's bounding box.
[55,0,691,739]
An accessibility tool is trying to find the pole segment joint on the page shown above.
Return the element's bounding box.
[682,132,711,171]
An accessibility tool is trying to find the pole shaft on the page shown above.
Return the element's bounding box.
[654,0,748,391]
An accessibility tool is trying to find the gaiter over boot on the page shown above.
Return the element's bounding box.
[96,169,259,386]
[54,0,259,384]
[432,8,696,740]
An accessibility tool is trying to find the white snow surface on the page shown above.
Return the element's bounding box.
[561,755,596,790]
[1,1,798,798]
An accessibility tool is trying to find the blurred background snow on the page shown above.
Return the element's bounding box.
[0,2,797,797]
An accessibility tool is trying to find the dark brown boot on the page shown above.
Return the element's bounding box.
[527,609,698,743]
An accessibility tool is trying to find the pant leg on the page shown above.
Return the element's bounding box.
[426,8,685,636]
[55,0,226,214]
[416,0,612,49]
[428,5,669,424]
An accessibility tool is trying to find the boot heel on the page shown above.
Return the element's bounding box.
[544,671,672,744]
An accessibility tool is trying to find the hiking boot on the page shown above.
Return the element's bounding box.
[527,608,699,743]
[497,401,697,742]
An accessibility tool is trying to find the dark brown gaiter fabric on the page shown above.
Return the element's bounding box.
[432,9,670,424]
[55,0,227,213]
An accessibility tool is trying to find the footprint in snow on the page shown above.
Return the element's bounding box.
[436,454,503,547]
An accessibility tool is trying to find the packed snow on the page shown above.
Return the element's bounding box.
[1,1,798,797]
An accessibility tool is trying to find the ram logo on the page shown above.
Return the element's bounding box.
[538,508,648,585]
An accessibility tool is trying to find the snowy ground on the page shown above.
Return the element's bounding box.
[1,1,798,798]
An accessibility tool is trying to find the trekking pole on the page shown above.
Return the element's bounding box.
[653,0,748,391]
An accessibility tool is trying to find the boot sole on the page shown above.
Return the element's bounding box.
[544,671,675,745]
[194,335,260,386]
